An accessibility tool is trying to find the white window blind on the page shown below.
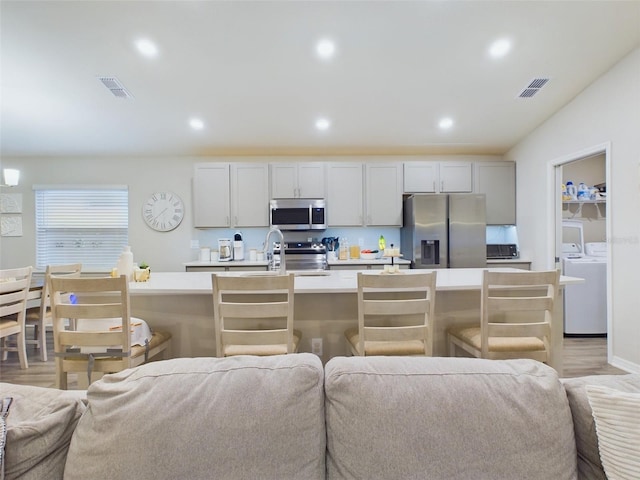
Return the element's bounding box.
[35,186,128,270]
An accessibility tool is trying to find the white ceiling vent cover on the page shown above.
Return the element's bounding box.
[517,77,550,98]
[98,76,134,99]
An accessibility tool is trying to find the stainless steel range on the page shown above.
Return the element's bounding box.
[272,241,327,271]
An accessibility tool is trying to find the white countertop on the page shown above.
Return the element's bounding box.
[486,258,532,264]
[129,269,584,295]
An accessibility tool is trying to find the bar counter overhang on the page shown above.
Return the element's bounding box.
[125,269,583,375]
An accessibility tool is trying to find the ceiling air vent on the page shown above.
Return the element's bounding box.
[98,76,134,99]
[517,77,550,99]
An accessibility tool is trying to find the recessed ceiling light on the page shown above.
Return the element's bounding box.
[189,118,205,130]
[135,38,159,58]
[316,39,336,59]
[315,118,331,131]
[438,117,454,130]
[489,38,511,58]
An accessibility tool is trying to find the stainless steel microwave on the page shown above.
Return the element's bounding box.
[269,199,327,231]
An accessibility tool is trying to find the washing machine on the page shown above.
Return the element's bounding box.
[562,241,607,335]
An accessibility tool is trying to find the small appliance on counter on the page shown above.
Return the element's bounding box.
[486,244,519,260]
[218,238,232,262]
[233,231,244,261]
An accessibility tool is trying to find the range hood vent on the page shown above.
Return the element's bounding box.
[517,77,550,98]
[98,76,134,99]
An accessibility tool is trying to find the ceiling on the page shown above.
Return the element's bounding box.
[1,0,639,158]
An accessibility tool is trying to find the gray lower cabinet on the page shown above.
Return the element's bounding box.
[185,265,269,272]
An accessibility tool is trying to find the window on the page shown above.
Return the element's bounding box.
[34,185,128,270]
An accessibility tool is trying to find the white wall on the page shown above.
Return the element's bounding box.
[0,156,199,272]
[507,47,640,372]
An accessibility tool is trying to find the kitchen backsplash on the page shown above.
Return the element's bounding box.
[194,225,520,260]
[193,227,401,258]
[486,225,519,245]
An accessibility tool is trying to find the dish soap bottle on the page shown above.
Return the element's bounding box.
[378,235,386,252]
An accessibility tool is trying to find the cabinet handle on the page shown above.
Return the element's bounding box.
[433,181,436,191]
[441,180,444,192]
[226,216,230,226]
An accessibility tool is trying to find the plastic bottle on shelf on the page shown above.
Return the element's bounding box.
[565,181,577,200]
[577,182,589,200]
[116,246,134,281]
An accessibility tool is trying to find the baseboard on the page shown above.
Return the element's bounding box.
[610,355,640,374]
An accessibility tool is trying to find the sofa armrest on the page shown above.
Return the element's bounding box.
[0,383,86,480]
[561,374,640,480]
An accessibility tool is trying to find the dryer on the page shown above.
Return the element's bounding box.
[561,221,607,335]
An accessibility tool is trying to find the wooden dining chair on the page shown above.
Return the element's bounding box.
[212,273,299,357]
[345,271,437,356]
[0,266,33,369]
[447,269,560,363]
[49,275,172,389]
[25,263,82,362]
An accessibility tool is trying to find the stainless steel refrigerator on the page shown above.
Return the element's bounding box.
[400,194,487,269]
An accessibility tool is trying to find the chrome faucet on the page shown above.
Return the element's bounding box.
[263,227,286,274]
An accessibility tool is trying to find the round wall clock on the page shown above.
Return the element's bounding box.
[142,192,184,232]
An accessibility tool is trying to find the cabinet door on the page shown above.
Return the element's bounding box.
[440,163,473,192]
[404,162,438,193]
[297,163,326,198]
[474,162,516,224]
[327,163,363,226]
[366,163,403,226]
[231,163,269,227]
[270,163,298,198]
[193,163,230,227]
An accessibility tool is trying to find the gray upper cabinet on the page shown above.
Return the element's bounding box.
[271,162,326,198]
[365,163,403,226]
[193,162,269,228]
[193,163,231,228]
[231,163,269,227]
[474,162,516,225]
[404,161,473,193]
[327,162,364,226]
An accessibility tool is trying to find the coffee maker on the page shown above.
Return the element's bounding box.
[233,232,244,261]
[218,238,232,262]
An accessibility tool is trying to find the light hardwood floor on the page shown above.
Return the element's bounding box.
[0,333,628,389]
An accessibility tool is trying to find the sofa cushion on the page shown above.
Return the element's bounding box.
[561,374,640,480]
[63,353,325,480]
[325,356,577,480]
[0,383,86,480]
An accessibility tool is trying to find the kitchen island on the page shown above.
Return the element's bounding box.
[128,269,582,374]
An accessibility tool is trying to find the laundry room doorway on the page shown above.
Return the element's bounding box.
[549,143,612,357]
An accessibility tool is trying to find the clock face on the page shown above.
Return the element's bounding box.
[142,192,184,232]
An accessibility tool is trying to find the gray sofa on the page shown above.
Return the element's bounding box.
[2,353,639,480]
